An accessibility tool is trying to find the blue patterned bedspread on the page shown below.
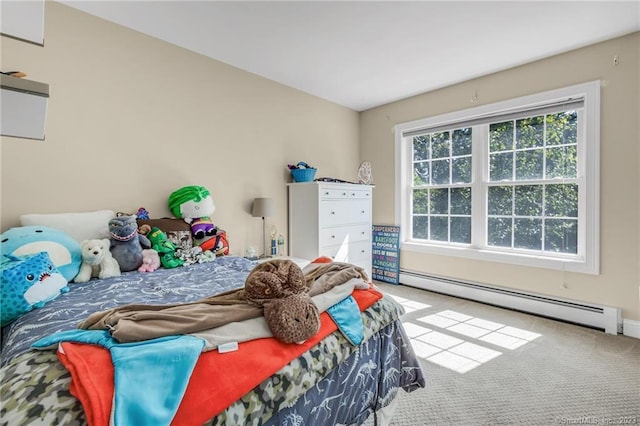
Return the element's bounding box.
[0,256,426,426]
[1,256,256,365]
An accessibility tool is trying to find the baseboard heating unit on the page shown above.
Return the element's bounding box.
[399,270,622,335]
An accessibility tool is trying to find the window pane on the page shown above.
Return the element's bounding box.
[400,83,595,270]
[413,216,428,239]
[430,189,448,214]
[545,184,578,217]
[451,217,471,244]
[515,149,543,180]
[430,216,448,241]
[452,128,472,156]
[514,185,542,216]
[490,152,513,181]
[413,135,430,160]
[547,111,577,146]
[413,162,429,185]
[546,145,577,179]
[452,157,471,183]
[545,219,578,254]
[431,131,450,159]
[450,187,471,215]
[488,217,512,247]
[488,186,512,215]
[432,159,450,184]
[516,116,544,149]
[413,189,429,214]
[514,218,542,250]
[489,121,514,152]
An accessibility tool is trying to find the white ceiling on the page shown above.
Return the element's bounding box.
[60,1,640,111]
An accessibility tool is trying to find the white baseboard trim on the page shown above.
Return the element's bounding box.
[399,269,622,335]
[622,319,640,339]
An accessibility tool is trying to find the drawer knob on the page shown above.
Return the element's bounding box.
[331,235,336,239]
[342,192,346,196]
[331,211,335,215]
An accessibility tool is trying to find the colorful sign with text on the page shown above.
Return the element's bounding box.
[372,225,400,284]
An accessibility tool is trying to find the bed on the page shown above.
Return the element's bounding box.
[0,255,425,426]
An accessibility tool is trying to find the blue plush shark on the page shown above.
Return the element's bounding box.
[1,251,69,326]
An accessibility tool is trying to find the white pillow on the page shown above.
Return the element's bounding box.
[20,210,115,243]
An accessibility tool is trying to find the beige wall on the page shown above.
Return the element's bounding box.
[2,4,638,322]
[0,2,360,256]
[360,32,640,321]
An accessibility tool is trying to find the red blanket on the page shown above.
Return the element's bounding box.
[57,288,382,426]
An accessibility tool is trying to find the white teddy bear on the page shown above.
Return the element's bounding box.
[74,239,121,283]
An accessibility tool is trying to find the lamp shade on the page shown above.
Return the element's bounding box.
[252,197,274,218]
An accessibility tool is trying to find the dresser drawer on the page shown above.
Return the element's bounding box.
[320,186,372,200]
[321,201,350,226]
[349,200,370,223]
[321,200,370,226]
[320,188,350,199]
[319,240,371,264]
[319,224,370,247]
[347,189,372,199]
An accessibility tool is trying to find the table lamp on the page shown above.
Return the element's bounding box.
[252,197,274,258]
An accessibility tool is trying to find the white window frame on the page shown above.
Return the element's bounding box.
[395,81,600,274]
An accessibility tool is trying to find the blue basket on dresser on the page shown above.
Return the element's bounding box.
[291,168,317,182]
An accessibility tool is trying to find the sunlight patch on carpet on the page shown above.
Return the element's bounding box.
[415,331,464,349]
[402,322,432,338]
[406,309,541,374]
[387,294,432,313]
[427,350,481,374]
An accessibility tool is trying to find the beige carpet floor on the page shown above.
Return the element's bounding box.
[364,282,640,426]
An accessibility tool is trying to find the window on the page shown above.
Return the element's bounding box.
[395,81,600,274]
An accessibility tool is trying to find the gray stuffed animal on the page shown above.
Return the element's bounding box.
[108,215,151,272]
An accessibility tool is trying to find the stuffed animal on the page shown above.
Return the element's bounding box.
[74,239,121,283]
[108,215,151,272]
[136,207,150,220]
[0,226,82,282]
[138,249,161,273]
[168,186,217,239]
[197,250,217,263]
[196,228,229,256]
[147,227,184,269]
[138,224,152,236]
[1,251,69,326]
[244,259,320,344]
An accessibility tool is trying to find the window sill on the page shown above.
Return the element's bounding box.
[401,241,598,275]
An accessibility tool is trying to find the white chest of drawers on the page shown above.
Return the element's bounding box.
[287,182,373,278]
